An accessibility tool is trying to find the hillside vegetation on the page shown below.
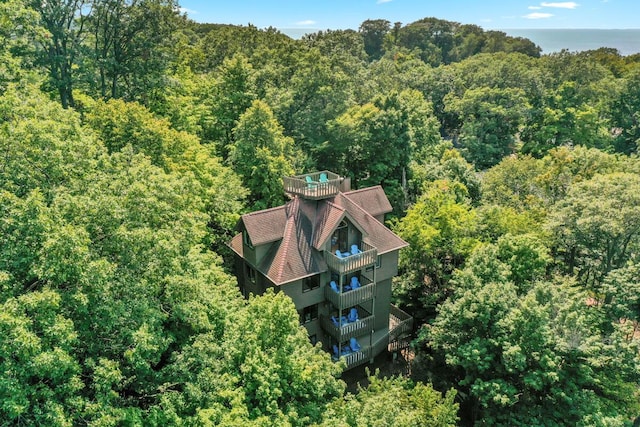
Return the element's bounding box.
[1,1,639,425]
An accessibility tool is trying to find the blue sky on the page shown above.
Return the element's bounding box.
[177,1,638,31]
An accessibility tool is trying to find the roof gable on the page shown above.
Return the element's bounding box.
[241,205,286,246]
[343,186,393,218]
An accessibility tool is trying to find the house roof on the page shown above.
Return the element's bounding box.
[333,192,407,256]
[230,183,407,286]
[240,205,287,246]
[260,198,327,285]
[312,201,345,250]
[343,186,393,218]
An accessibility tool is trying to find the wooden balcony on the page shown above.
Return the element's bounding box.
[320,309,374,342]
[283,171,341,200]
[389,304,413,343]
[335,332,391,370]
[325,241,377,275]
[324,277,375,309]
[341,346,371,370]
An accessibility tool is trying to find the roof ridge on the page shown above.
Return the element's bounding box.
[343,185,383,195]
[243,204,287,217]
[274,198,299,282]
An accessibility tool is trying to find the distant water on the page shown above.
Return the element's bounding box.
[502,29,640,56]
[281,27,640,57]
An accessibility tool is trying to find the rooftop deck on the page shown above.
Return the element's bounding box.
[283,171,342,200]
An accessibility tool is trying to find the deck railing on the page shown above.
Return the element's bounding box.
[324,277,375,309]
[325,241,377,275]
[320,311,374,342]
[389,304,414,343]
[283,171,341,200]
[340,346,371,370]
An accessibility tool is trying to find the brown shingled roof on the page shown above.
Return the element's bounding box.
[231,182,407,286]
[312,201,345,250]
[334,192,407,255]
[259,198,327,285]
[343,186,393,218]
[241,205,286,246]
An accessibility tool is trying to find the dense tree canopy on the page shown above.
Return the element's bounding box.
[3,4,640,425]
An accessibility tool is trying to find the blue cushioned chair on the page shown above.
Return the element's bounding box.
[351,244,361,255]
[319,172,329,183]
[348,307,359,323]
[350,337,361,352]
[350,276,360,290]
[330,281,340,293]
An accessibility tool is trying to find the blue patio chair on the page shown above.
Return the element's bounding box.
[330,281,340,293]
[331,316,340,327]
[335,250,344,259]
[348,307,358,323]
[350,337,361,352]
[305,175,317,189]
[350,276,360,289]
[332,344,340,359]
[340,315,349,325]
[319,172,329,183]
[351,244,361,255]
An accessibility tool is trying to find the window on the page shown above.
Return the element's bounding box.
[299,304,318,324]
[303,275,320,292]
[376,255,382,269]
[246,264,256,284]
[243,229,253,248]
[331,220,348,253]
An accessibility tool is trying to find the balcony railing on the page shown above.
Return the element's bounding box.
[283,171,341,200]
[389,304,414,343]
[341,347,371,370]
[325,241,377,275]
[320,310,374,342]
[324,277,375,309]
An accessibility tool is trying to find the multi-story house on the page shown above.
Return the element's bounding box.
[229,171,413,370]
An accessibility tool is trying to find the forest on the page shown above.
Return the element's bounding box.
[1,0,640,425]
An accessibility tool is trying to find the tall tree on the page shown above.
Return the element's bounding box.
[86,0,179,102]
[30,0,91,108]
[359,19,390,61]
[231,100,298,210]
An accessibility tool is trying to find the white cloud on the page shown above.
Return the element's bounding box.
[295,20,316,26]
[524,12,554,19]
[528,5,542,9]
[178,7,198,15]
[377,0,393,4]
[540,2,579,8]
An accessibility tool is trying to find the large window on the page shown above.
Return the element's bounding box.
[303,275,320,292]
[331,220,348,253]
[299,304,318,324]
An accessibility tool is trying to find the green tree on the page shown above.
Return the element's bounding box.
[320,374,458,427]
[359,19,390,61]
[0,0,41,90]
[394,179,479,321]
[203,54,256,155]
[548,172,640,290]
[428,252,640,425]
[446,86,529,169]
[163,290,345,426]
[30,0,90,108]
[321,90,440,213]
[85,0,179,103]
[231,99,297,210]
[610,66,640,154]
[0,289,83,425]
